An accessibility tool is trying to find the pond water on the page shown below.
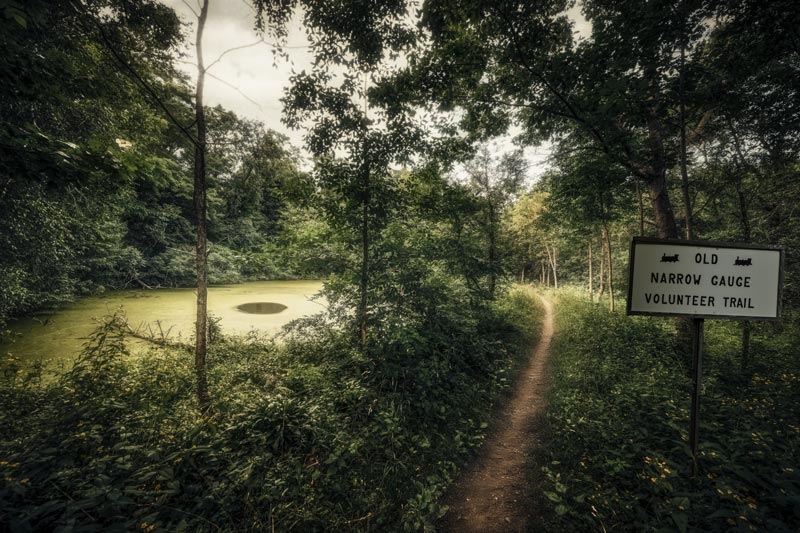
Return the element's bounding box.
[0,280,324,365]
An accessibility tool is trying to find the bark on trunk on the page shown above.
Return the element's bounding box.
[544,243,558,289]
[359,145,369,350]
[678,41,694,240]
[552,245,558,289]
[647,172,679,239]
[645,96,680,240]
[193,0,211,413]
[588,239,593,302]
[635,179,645,236]
[545,258,550,287]
[602,222,614,312]
[488,202,497,298]
[358,74,370,350]
[735,166,753,372]
[598,236,605,298]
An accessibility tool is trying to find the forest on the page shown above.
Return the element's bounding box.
[1,0,798,531]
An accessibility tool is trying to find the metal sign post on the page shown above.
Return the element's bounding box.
[627,238,783,477]
[689,318,704,477]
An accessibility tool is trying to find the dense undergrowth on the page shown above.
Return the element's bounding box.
[537,289,800,532]
[0,286,542,532]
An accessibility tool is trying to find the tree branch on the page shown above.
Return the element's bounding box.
[205,71,263,109]
[181,0,200,18]
[69,0,199,148]
[490,5,648,180]
[206,39,266,72]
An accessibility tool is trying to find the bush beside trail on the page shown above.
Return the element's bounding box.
[536,290,800,532]
[0,286,543,532]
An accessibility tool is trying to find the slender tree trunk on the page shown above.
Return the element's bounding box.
[598,235,605,298]
[358,74,369,349]
[588,239,593,302]
[488,202,497,298]
[544,258,550,287]
[551,244,558,289]
[544,243,557,289]
[193,0,211,412]
[602,221,615,312]
[635,179,645,236]
[679,39,694,240]
[735,167,753,372]
[359,162,369,348]
[520,262,526,284]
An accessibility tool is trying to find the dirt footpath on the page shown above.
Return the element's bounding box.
[438,296,554,533]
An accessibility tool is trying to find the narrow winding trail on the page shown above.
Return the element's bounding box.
[438,296,554,533]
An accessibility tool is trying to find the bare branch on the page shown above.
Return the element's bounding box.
[181,0,199,18]
[205,71,263,109]
[206,39,267,72]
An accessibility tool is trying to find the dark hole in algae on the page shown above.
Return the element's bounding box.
[236,302,288,315]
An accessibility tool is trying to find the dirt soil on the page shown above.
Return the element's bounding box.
[438,296,554,533]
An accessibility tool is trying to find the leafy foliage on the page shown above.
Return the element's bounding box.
[536,291,800,532]
[0,287,543,531]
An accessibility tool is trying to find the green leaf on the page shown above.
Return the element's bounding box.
[671,511,688,533]
[544,491,562,503]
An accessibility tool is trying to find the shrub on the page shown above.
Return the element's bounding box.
[537,291,800,532]
[0,286,543,531]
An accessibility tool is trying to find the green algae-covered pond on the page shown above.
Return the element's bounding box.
[0,280,324,366]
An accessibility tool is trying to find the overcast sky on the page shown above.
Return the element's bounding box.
[161,0,312,148]
[161,1,590,178]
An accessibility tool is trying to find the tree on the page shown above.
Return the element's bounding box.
[507,188,561,289]
[546,145,634,310]
[464,147,526,298]
[0,0,183,326]
[383,0,734,242]
[192,0,211,411]
[255,0,416,348]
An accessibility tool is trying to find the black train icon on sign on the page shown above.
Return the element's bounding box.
[734,257,753,266]
[660,253,680,263]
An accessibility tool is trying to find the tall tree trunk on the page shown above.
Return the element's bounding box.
[193,0,211,412]
[520,262,526,284]
[734,152,753,372]
[588,239,593,302]
[545,258,550,287]
[551,244,558,289]
[646,107,688,352]
[598,235,605,298]
[647,172,679,240]
[359,161,369,349]
[646,100,680,240]
[544,243,558,289]
[635,179,645,236]
[358,73,370,349]
[679,38,694,240]
[488,202,497,298]
[602,222,615,312]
